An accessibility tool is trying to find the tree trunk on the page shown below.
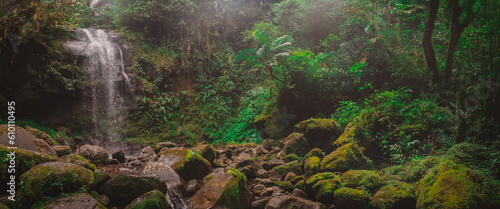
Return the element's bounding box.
[422,0,440,83]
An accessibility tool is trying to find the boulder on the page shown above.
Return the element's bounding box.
[251,197,271,209]
[303,156,320,177]
[154,142,177,153]
[282,133,310,157]
[261,139,283,150]
[139,161,185,187]
[90,172,111,191]
[273,181,294,191]
[334,187,371,209]
[342,170,382,192]
[304,172,339,197]
[262,158,285,170]
[52,145,72,157]
[371,181,416,209]
[194,144,218,165]
[77,145,109,165]
[189,168,251,209]
[124,190,171,209]
[102,174,162,206]
[311,178,342,203]
[416,160,500,209]
[0,125,57,156]
[320,143,371,172]
[36,193,105,209]
[186,179,203,197]
[158,147,212,181]
[112,149,126,163]
[294,119,339,148]
[292,188,307,199]
[257,169,269,178]
[25,126,57,145]
[269,161,303,180]
[265,195,326,209]
[20,162,94,202]
[58,154,96,171]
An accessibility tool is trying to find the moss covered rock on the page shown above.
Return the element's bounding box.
[26,126,58,146]
[52,145,72,157]
[416,160,500,209]
[102,174,162,205]
[270,160,303,180]
[304,156,320,177]
[262,139,284,150]
[312,178,342,203]
[32,193,106,209]
[189,168,251,209]
[58,153,96,171]
[333,123,358,148]
[77,145,109,165]
[0,125,56,156]
[194,144,218,165]
[254,102,287,139]
[342,170,382,192]
[20,162,94,202]
[274,181,294,191]
[304,148,325,159]
[282,133,310,157]
[320,143,371,172]
[294,119,340,148]
[334,187,371,209]
[283,153,299,162]
[158,147,212,180]
[125,190,171,209]
[91,172,111,191]
[265,195,327,209]
[304,172,339,197]
[446,142,499,175]
[154,142,177,153]
[371,181,416,209]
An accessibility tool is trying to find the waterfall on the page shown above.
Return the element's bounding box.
[82,29,130,145]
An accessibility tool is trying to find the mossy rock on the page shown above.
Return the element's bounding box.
[416,160,500,209]
[20,162,94,203]
[312,178,342,203]
[26,126,58,146]
[77,145,109,165]
[274,181,294,191]
[371,181,416,209]
[58,154,96,171]
[283,153,299,162]
[254,102,287,139]
[332,123,357,148]
[320,143,371,172]
[294,118,340,148]
[304,156,320,177]
[0,202,8,209]
[334,187,371,209]
[304,148,325,159]
[102,174,161,205]
[190,168,251,209]
[294,180,304,189]
[52,145,72,157]
[270,160,303,180]
[446,142,499,175]
[1,145,56,194]
[304,172,339,197]
[194,144,218,165]
[378,155,443,184]
[158,147,212,180]
[125,190,171,209]
[282,133,310,157]
[112,149,126,163]
[91,172,111,191]
[342,170,382,192]
[153,142,177,153]
[32,193,106,209]
[0,125,56,156]
[262,139,283,149]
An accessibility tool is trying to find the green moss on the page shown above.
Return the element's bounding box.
[333,123,357,148]
[217,168,249,209]
[342,170,382,192]
[194,144,218,164]
[304,156,320,177]
[284,153,299,162]
[102,175,160,205]
[416,160,500,209]
[312,179,342,203]
[290,175,304,185]
[128,190,170,209]
[160,148,212,180]
[371,180,416,209]
[334,187,371,209]
[90,172,110,190]
[272,161,302,178]
[1,145,56,185]
[304,172,339,196]
[283,133,310,157]
[274,181,294,191]
[304,148,325,159]
[59,154,96,171]
[294,180,304,189]
[320,143,371,172]
[379,155,443,184]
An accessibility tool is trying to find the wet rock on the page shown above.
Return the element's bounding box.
[262,158,285,170]
[0,145,56,186]
[128,159,142,166]
[102,174,162,205]
[257,169,270,178]
[320,143,370,172]
[334,187,371,209]
[109,159,120,164]
[282,133,310,157]
[20,162,94,203]
[124,190,171,209]
[291,188,307,199]
[265,195,326,209]
[271,186,286,196]
[52,145,72,157]
[112,149,126,163]
[91,172,111,191]
[139,146,155,159]
[54,131,75,147]
[154,142,177,153]
[371,181,416,209]
[77,145,109,165]
[294,119,340,148]
[158,147,212,181]
[0,125,56,156]
[186,179,203,197]
[189,168,251,209]
[251,197,271,209]
[139,161,185,187]
[342,170,382,192]
[40,193,105,209]
[58,154,96,171]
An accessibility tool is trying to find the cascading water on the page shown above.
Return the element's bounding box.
[81,29,131,146]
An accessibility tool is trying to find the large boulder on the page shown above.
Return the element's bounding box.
[262,158,285,170]
[20,162,94,202]
[282,133,310,157]
[125,190,171,209]
[320,143,371,172]
[303,172,339,197]
[77,145,109,165]
[52,145,72,157]
[33,193,105,209]
[25,126,57,145]
[158,147,212,181]
[193,144,218,165]
[112,149,126,163]
[341,170,382,192]
[265,195,326,209]
[0,125,57,157]
[416,160,500,209]
[189,168,251,209]
[334,187,371,209]
[371,181,416,209]
[58,154,96,171]
[269,161,303,180]
[102,174,162,206]
[294,119,340,148]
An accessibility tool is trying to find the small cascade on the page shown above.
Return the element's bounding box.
[165,185,188,209]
